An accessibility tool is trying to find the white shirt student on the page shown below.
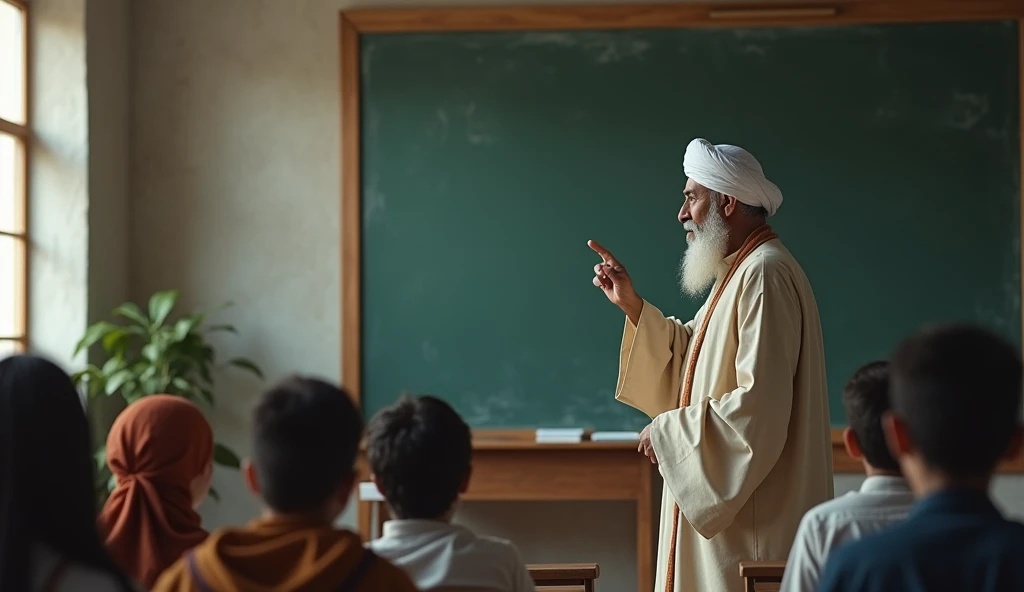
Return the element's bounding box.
[363,395,536,592]
[779,361,915,592]
[780,476,913,592]
[369,520,535,592]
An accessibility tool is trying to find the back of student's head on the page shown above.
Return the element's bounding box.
[890,324,1023,478]
[0,354,134,591]
[842,360,899,472]
[251,376,364,513]
[366,395,471,520]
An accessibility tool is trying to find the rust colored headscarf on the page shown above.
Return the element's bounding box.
[98,395,214,588]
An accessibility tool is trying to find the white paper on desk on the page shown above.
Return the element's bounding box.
[535,427,586,438]
[536,435,584,444]
[591,431,641,442]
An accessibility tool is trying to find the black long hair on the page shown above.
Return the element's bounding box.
[0,354,136,591]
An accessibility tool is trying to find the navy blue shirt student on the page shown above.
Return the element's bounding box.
[817,324,1024,592]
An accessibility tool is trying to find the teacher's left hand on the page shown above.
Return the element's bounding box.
[639,423,657,464]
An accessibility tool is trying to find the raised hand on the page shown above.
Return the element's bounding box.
[588,239,643,325]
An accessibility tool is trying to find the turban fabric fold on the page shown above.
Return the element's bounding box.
[683,138,784,217]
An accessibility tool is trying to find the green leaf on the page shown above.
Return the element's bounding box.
[74,322,120,355]
[101,328,138,356]
[70,370,89,386]
[206,324,238,334]
[74,368,106,402]
[105,369,134,396]
[190,387,215,405]
[138,365,157,383]
[141,342,162,363]
[173,317,197,342]
[208,486,220,502]
[140,377,163,397]
[123,389,147,403]
[213,442,241,469]
[93,446,107,472]
[101,356,124,376]
[94,464,113,506]
[148,290,179,328]
[171,377,192,395]
[71,364,101,386]
[107,473,118,493]
[171,333,206,363]
[227,357,264,380]
[112,302,149,327]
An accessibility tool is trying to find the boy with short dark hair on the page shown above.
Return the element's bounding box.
[818,325,1024,592]
[780,361,913,592]
[366,395,536,592]
[153,377,417,592]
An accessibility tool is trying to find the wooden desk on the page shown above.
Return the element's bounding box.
[739,561,786,592]
[529,563,599,592]
[356,431,656,592]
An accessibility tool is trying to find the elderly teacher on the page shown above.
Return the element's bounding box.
[588,139,834,592]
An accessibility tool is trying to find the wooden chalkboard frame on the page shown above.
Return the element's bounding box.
[339,0,1024,473]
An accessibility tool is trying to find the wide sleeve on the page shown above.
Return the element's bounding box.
[649,259,801,539]
[614,299,697,418]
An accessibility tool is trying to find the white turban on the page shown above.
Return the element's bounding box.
[682,138,784,217]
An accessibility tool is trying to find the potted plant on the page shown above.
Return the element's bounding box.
[72,289,263,500]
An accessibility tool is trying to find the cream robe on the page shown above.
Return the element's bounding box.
[616,238,833,592]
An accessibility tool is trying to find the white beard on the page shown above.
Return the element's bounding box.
[678,205,730,298]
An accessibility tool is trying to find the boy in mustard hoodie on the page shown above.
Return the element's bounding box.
[153,376,417,592]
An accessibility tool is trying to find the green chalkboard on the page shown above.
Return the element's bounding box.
[360,21,1021,429]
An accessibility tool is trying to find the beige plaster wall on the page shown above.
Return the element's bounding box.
[86,0,131,330]
[28,0,89,368]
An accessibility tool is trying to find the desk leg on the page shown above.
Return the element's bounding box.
[358,499,373,541]
[637,460,654,592]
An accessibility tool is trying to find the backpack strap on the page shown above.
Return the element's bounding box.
[40,559,70,592]
[336,549,378,592]
[186,551,215,592]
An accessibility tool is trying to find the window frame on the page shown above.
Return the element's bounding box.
[0,0,29,355]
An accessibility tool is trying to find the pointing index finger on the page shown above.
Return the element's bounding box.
[588,239,613,263]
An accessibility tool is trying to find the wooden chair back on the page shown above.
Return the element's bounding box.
[528,563,599,592]
[427,588,502,592]
[738,561,786,592]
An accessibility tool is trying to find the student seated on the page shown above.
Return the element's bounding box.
[153,376,417,592]
[780,361,913,592]
[818,324,1024,592]
[366,395,536,592]
[99,395,214,588]
[0,354,139,592]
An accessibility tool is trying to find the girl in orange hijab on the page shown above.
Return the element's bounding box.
[99,395,215,588]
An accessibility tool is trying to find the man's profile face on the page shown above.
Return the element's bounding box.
[677,178,730,297]
[679,178,716,242]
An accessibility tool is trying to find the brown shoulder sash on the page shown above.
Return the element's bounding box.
[663,224,776,592]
